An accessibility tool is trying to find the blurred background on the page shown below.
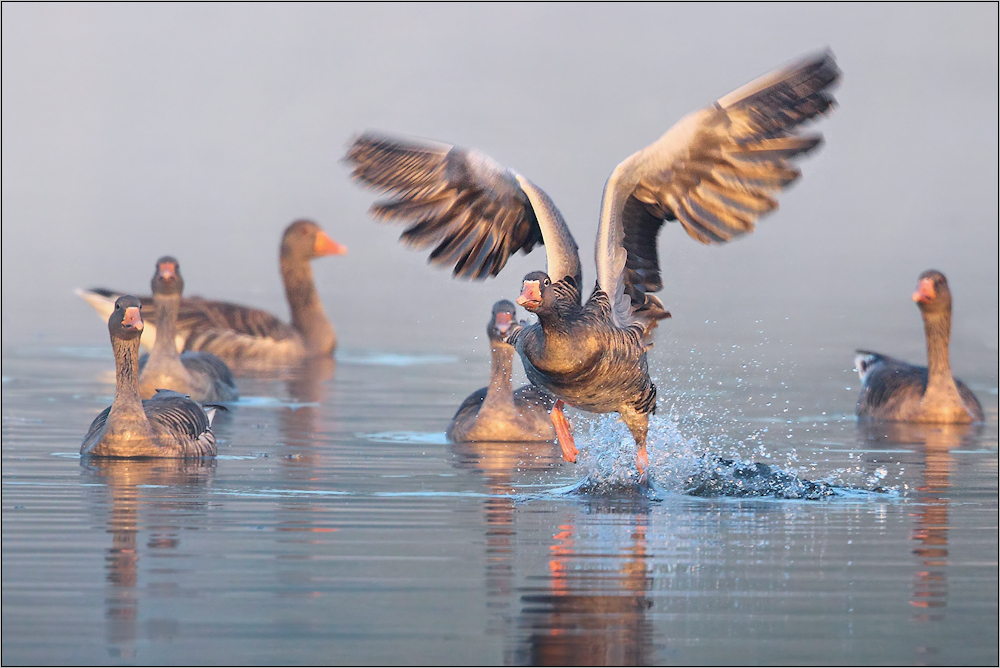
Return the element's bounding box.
[3,4,997,393]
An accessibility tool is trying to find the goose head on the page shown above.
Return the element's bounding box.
[488,299,518,344]
[281,219,347,263]
[516,271,557,314]
[151,256,184,297]
[110,295,144,341]
[912,269,951,316]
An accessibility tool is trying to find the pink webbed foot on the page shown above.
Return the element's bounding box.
[636,446,649,486]
[550,400,578,463]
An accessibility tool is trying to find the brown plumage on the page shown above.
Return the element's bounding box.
[138,257,239,402]
[81,296,221,459]
[447,300,556,443]
[77,220,346,375]
[855,270,984,423]
[347,52,840,481]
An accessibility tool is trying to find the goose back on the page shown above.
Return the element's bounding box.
[76,220,344,374]
[855,351,983,423]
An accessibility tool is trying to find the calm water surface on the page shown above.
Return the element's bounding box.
[3,4,998,666]
[3,338,996,665]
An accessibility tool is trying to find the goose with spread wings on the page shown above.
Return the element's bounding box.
[347,52,840,480]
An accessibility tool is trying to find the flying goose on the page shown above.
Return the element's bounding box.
[347,51,840,480]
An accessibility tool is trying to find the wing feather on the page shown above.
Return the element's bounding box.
[347,132,584,285]
[595,51,840,327]
[346,132,555,280]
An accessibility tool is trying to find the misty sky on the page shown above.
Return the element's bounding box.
[2,3,997,377]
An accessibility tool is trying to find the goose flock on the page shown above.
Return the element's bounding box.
[75,51,985,468]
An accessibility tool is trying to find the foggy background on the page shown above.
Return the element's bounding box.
[3,3,997,386]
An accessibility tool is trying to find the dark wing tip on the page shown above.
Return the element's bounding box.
[349,133,543,281]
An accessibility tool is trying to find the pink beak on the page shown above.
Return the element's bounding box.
[158,261,177,280]
[122,306,144,331]
[912,277,935,304]
[494,311,514,334]
[517,281,542,309]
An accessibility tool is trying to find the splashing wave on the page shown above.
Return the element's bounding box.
[559,414,893,500]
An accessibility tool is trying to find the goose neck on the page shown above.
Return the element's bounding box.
[482,343,515,410]
[922,305,953,385]
[109,334,146,420]
[281,256,335,353]
[151,293,180,357]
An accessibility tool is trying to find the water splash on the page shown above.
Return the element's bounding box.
[681,456,838,499]
[565,413,890,500]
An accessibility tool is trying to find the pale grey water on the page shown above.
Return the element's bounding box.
[2,4,998,666]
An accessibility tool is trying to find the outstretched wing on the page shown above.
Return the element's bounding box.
[596,51,840,327]
[345,132,581,284]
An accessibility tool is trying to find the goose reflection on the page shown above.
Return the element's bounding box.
[272,356,342,600]
[514,498,654,666]
[857,421,983,622]
[450,438,563,630]
[450,438,655,664]
[81,458,214,660]
[278,357,336,462]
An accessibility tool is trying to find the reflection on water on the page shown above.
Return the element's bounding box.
[279,357,336,455]
[450,439,564,637]
[82,459,215,660]
[2,347,996,665]
[275,358,339,568]
[451,439,655,665]
[2,4,997,663]
[516,504,653,666]
[857,422,982,634]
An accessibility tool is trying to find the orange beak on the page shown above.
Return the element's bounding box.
[122,306,144,331]
[517,281,542,310]
[912,277,935,304]
[494,311,514,335]
[314,230,347,257]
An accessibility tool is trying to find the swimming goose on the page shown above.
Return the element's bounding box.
[347,52,840,479]
[448,300,557,442]
[855,270,984,423]
[76,219,346,374]
[81,295,221,458]
[138,257,239,402]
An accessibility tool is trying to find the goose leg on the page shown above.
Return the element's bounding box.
[550,400,578,463]
[622,408,650,485]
